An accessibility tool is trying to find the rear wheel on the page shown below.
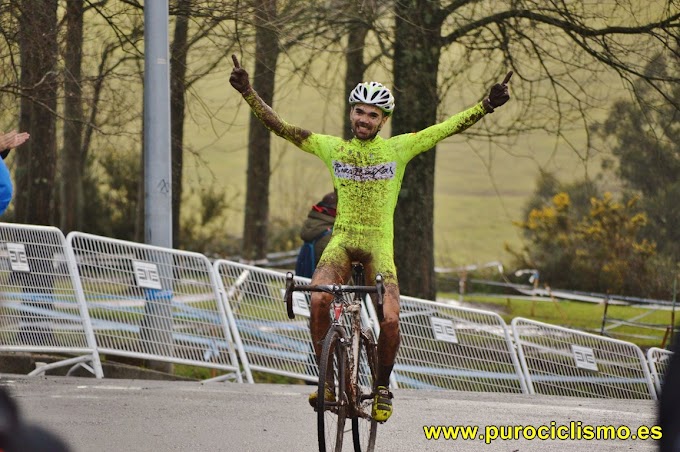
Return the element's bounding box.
[352,328,378,451]
[318,327,347,452]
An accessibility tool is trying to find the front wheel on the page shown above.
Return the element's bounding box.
[352,328,378,451]
[318,327,347,452]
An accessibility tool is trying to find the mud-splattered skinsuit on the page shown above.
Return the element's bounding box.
[243,89,488,283]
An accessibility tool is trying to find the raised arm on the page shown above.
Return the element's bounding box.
[230,55,311,147]
[393,71,513,157]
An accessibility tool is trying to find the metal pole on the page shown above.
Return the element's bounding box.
[144,0,172,248]
[599,295,609,336]
[142,0,173,373]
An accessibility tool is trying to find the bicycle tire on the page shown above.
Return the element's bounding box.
[318,327,347,452]
[352,327,378,451]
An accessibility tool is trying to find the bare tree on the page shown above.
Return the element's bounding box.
[168,0,239,248]
[240,0,281,263]
[170,0,190,249]
[391,1,441,299]
[65,1,237,244]
[238,0,343,262]
[61,0,85,233]
[341,1,374,139]
[391,0,680,298]
[15,0,59,225]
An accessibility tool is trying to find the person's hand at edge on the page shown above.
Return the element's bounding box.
[229,54,252,94]
[0,130,30,151]
[483,71,513,113]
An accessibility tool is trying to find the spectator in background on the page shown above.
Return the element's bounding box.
[0,130,30,215]
[295,191,337,277]
[0,386,70,452]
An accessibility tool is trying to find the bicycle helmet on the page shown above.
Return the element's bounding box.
[348,81,395,115]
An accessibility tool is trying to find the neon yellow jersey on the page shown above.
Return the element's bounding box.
[297,103,488,282]
[241,89,487,282]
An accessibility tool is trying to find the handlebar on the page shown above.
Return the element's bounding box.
[283,273,385,321]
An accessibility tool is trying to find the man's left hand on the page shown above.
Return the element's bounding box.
[483,71,513,112]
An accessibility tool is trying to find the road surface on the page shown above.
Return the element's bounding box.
[0,374,660,451]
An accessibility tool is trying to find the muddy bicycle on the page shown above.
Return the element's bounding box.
[284,263,385,452]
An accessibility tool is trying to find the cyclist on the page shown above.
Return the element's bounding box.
[229,55,511,422]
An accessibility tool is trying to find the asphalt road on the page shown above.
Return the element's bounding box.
[0,374,660,452]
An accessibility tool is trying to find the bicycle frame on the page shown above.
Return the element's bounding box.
[329,284,366,416]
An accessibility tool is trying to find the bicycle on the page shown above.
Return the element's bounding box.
[284,263,385,452]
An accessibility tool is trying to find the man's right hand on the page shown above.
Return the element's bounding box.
[230,54,251,94]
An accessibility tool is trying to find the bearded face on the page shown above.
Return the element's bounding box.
[349,104,389,140]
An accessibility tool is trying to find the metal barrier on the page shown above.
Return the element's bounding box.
[0,223,665,400]
[214,260,317,383]
[511,317,656,399]
[647,347,672,395]
[66,232,245,382]
[394,296,527,393]
[0,223,103,377]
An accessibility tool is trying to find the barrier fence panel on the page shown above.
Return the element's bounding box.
[511,317,656,399]
[213,261,317,383]
[0,223,103,377]
[66,232,245,382]
[647,347,672,395]
[393,296,527,393]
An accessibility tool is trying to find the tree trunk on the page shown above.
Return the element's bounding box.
[61,0,84,233]
[170,0,190,249]
[343,21,368,140]
[16,0,59,225]
[241,0,280,263]
[392,1,442,299]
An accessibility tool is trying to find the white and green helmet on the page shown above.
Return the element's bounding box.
[348,81,395,115]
